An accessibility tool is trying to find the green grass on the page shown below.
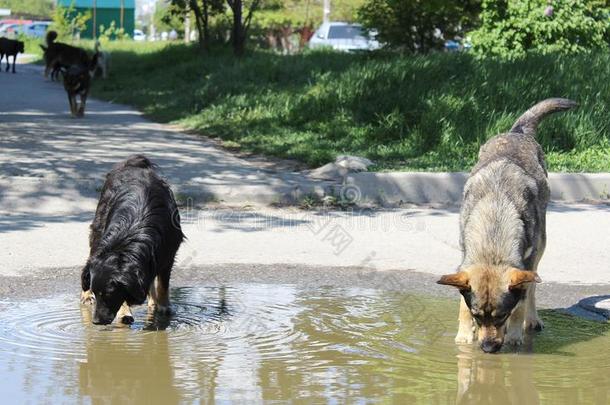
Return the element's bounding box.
[90,42,610,172]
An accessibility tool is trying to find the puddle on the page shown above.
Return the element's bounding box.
[0,284,608,403]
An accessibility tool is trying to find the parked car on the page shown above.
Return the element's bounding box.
[0,23,25,38]
[23,21,51,38]
[0,19,32,32]
[309,22,380,52]
[443,38,472,52]
[444,40,460,52]
[133,29,146,41]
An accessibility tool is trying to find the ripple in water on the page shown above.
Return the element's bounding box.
[0,284,607,403]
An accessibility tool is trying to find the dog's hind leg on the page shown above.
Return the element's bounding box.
[525,237,545,331]
[147,281,158,309]
[68,94,77,117]
[524,282,543,331]
[116,302,134,325]
[148,275,171,315]
[77,92,88,117]
[455,297,475,344]
[155,275,171,315]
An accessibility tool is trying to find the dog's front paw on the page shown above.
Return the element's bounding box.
[80,290,95,305]
[119,315,135,325]
[455,331,475,344]
[505,331,524,346]
[525,317,544,331]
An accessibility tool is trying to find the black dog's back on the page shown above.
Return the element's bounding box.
[41,30,91,80]
[89,155,183,259]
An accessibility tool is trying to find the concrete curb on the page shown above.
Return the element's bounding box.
[6,171,608,209]
[344,172,610,205]
[175,181,335,206]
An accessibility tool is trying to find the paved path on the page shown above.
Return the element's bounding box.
[0,63,329,216]
[2,204,609,284]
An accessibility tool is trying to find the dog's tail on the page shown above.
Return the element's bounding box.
[510,98,577,136]
[46,30,58,45]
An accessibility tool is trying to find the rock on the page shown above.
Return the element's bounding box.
[309,156,374,181]
[335,155,374,172]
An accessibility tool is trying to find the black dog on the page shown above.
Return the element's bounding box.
[81,155,185,325]
[40,30,90,80]
[61,61,97,118]
[0,37,25,73]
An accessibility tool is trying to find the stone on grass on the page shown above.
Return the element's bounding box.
[309,155,374,181]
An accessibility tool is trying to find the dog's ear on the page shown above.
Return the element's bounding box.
[508,268,541,290]
[437,271,470,289]
[39,44,47,51]
[118,263,149,304]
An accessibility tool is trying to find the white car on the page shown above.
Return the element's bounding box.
[133,29,146,41]
[309,22,380,52]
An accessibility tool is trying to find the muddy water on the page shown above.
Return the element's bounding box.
[0,284,608,404]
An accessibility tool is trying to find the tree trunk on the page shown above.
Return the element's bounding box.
[231,0,245,56]
[190,0,207,52]
[184,8,191,43]
[202,0,210,51]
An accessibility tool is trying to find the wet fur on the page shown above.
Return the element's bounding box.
[439,98,576,353]
[0,37,24,73]
[81,155,185,325]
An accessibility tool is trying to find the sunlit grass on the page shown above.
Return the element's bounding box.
[90,42,610,171]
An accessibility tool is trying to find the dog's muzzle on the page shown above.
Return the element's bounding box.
[92,305,115,325]
[480,338,503,353]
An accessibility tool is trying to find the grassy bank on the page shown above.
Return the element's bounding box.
[90,42,610,172]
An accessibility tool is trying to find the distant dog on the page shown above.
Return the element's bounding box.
[80,155,185,325]
[0,37,25,73]
[61,58,97,117]
[40,30,90,80]
[437,98,577,353]
[93,40,110,79]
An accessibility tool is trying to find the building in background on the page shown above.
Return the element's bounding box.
[57,0,135,38]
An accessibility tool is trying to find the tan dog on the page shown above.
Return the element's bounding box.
[438,98,577,353]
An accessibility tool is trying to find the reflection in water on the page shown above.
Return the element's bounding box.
[456,345,539,405]
[0,284,608,403]
[78,305,181,403]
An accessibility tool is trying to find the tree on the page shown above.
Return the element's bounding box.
[0,0,53,19]
[470,0,610,58]
[226,0,262,56]
[50,3,91,40]
[357,0,481,52]
[166,0,225,51]
[154,0,186,36]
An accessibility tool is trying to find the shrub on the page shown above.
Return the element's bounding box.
[50,3,91,41]
[357,0,481,52]
[469,0,610,59]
